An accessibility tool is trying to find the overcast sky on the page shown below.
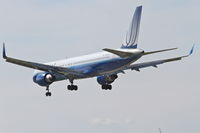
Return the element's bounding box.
[0,0,199,133]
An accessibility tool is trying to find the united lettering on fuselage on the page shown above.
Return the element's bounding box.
[3,6,194,96]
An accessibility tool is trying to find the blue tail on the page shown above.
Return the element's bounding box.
[121,6,142,49]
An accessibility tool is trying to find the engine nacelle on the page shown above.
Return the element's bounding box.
[33,72,55,86]
[97,74,118,85]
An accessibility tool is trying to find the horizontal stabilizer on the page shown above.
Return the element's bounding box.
[103,48,133,58]
[144,48,177,55]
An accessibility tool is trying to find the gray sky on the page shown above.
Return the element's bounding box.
[0,0,199,133]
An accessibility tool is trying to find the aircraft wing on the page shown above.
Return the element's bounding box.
[2,44,83,76]
[125,56,186,71]
[124,45,194,72]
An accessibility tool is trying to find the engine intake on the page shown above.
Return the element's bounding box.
[44,73,55,83]
[33,72,55,86]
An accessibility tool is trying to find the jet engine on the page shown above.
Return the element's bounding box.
[97,74,118,85]
[33,72,55,86]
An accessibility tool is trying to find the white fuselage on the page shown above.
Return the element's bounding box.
[34,48,144,81]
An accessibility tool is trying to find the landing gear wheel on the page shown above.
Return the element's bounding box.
[108,85,112,90]
[67,85,78,91]
[45,92,52,97]
[101,84,112,90]
[67,79,78,91]
[67,85,71,90]
[74,85,78,91]
[102,84,106,90]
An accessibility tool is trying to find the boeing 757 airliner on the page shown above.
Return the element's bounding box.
[3,6,194,96]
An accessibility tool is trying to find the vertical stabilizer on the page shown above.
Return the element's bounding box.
[121,6,142,49]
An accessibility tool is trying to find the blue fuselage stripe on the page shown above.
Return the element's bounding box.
[56,55,142,80]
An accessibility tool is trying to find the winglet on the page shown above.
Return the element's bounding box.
[3,43,7,59]
[189,44,195,56]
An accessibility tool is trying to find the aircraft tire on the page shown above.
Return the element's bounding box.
[46,92,52,96]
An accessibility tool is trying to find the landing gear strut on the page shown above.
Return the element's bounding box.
[45,86,52,96]
[101,84,112,90]
[67,79,78,91]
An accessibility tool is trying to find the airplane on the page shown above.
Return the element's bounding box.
[2,6,194,96]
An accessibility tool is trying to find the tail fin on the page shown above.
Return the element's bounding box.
[121,6,142,49]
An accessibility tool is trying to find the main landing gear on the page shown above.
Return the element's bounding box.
[101,84,112,90]
[45,86,52,97]
[44,80,78,96]
[67,85,78,91]
[67,79,78,91]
